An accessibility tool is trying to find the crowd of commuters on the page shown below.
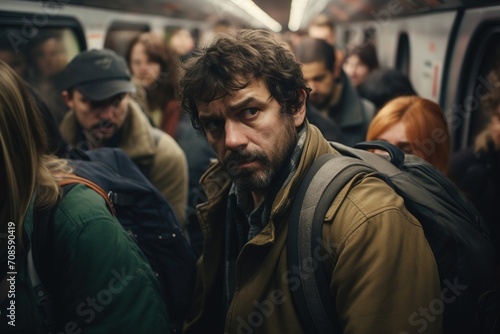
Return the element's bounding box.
[0,13,499,333]
[0,60,170,333]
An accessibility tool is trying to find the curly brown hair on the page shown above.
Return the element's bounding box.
[179,29,311,134]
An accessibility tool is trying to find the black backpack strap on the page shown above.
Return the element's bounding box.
[288,153,375,334]
[29,183,78,327]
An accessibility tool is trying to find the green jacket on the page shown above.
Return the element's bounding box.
[183,123,442,334]
[0,184,170,333]
[60,98,188,227]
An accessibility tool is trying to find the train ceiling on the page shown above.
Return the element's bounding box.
[19,0,500,32]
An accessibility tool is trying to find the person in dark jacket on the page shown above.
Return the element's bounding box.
[0,60,170,333]
[294,37,375,146]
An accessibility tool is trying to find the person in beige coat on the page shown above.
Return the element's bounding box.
[58,49,188,226]
[179,29,442,333]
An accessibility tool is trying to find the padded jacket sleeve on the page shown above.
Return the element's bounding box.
[323,175,442,334]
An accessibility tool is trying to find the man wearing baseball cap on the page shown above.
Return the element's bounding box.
[59,48,188,226]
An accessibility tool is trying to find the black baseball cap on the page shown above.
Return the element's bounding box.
[58,49,135,101]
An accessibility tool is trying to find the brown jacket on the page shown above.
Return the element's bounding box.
[183,123,442,334]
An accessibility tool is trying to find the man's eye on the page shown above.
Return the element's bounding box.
[240,108,259,119]
[112,94,125,107]
[205,120,223,132]
[313,76,325,83]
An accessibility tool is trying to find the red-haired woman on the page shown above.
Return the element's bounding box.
[366,95,451,174]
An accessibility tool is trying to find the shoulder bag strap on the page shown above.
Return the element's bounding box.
[59,175,116,216]
[288,153,374,334]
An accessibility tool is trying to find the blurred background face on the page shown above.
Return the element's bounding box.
[0,50,28,79]
[308,26,335,45]
[375,121,414,155]
[169,29,195,56]
[33,38,67,78]
[343,54,370,87]
[130,42,161,87]
[301,61,336,109]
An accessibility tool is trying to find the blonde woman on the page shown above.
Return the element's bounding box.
[450,89,500,274]
[0,60,169,333]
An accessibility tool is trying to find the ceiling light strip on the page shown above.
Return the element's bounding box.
[288,0,309,31]
[230,0,282,32]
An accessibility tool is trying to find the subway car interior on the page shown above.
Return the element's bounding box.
[0,0,499,150]
[1,1,500,333]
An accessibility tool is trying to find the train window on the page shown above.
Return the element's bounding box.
[458,27,500,149]
[104,22,150,59]
[396,33,410,77]
[0,13,85,125]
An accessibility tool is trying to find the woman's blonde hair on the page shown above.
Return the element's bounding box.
[0,60,71,240]
[475,86,500,152]
[366,96,451,174]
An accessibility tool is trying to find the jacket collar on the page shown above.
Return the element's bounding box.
[330,70,366,128]
[198,121,336,244]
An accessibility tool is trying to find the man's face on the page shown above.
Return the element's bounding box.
[197,79,305,192]
[301,61,336,109]
[64,90,129,143]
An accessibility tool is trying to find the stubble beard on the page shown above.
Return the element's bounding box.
[224,121,298,192]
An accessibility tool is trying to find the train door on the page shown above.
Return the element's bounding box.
[0,10,86,125]
[445,5,500,151]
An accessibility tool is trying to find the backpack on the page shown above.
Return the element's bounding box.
[30,147,197,333]
[287,140,498,334]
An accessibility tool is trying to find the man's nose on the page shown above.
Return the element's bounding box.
[98,104,115,120]
[224,120,247,151]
